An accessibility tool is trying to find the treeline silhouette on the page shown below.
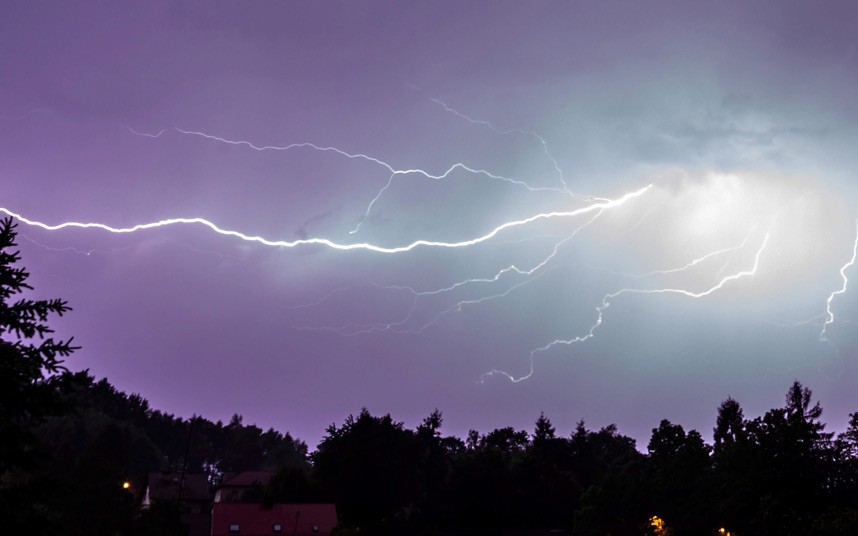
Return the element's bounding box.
[1,371,309,534]
[4,216,858,535]
[4,372,858,535]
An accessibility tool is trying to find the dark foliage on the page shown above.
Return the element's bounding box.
[0,217,79,530]
[0,217,78,474]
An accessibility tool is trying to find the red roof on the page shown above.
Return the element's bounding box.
[211,503,338,536]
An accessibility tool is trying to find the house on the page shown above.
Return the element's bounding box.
[215,471,275,503]
[142,472,210,511]
[211,503,338,536]
[142,472,211,536]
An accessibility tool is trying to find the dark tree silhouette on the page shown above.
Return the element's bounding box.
[711,396,757,532]
[713,397,745,453]
[533,411,557,445]
[481,426,529,453]
[412,409,458,528]
[0,217,78,473]
[785,379,825,433]
[647,420,715,534]
[839,412,858,460]
[572,422,646,536]
[739,381,833,535]
[520,414,579,530]
[312,409,418,531]
[0,217,80,532]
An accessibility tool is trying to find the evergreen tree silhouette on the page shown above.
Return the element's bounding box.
[0,217,78,473]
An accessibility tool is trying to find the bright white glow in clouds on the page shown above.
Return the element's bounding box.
[611,169,853,301]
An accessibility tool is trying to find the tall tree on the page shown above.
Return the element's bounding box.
[647,420,715,534]
[711,397,757,533]
[713,397,745,454]
[784,380,826,437]
[312,409,418,531]
[533,412,557,445]
[743,381,832,535]
[0,217,79,532]
[572,422,646,535]
[0,217,78,473]
[520,414,578,530]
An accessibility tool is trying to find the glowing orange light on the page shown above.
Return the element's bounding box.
[122,481,131,489]
[648,516,669,535]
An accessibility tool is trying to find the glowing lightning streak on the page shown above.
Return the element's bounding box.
[625,230,754,278]
[820,218,858,343]
[1,109,51,121]
[124,126,168,138]
[485,232,771,383]
[409,268,556,334]
[286,233,564,311]
[19,233,242,262]
[126,126,574,235]
[13,103,849,389]
[299,268,555,337]
[0,184,651,254]
[619,206,656,235]
[328,210,604,335]
[429,98,573,195]
[19,234,97,256]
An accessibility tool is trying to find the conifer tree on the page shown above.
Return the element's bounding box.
[0,217,78,472]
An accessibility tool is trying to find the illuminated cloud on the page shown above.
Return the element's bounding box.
[3,1,858,446]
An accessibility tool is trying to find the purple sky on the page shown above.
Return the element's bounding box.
[5,1,858,449]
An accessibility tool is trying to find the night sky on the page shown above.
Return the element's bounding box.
[4,1,858,449]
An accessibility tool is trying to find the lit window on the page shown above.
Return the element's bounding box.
[273,524,283,533]
[229,524,240,533]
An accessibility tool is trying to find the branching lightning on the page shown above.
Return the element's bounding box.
[429,98,572,195]
[624,230,754,279]
[484,231,771,382]
[6,98,858,386]
[820,218,858,343]
[0,185,649,255]
[307,210,604,336]
[124,125,574,236]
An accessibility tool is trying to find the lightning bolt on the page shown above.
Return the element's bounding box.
[619,206,657,235]
[17,230,245,261]
[624,230,754,279]
[0,184,650,255]
[311,210,604,336]
[1,108,51,121]
[11,101,848,386]
[484,231,771,382]
[820,218,858,343]
[295,267,555,337]
[124,126,168,138]
[125,126,575,236]
[18,234,98,256]
[429,98,572,195]
[7,105,697,384]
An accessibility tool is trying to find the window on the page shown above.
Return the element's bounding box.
[273,524,283,533]
[229,524,240,533]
